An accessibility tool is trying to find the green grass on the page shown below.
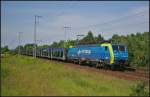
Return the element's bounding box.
[1,54,137,96]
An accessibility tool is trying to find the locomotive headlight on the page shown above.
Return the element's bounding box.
[105,57,108,59]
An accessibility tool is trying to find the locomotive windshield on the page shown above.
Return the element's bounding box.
[112,45,118,51]
[112,45,125,51]
[119,45,125,51]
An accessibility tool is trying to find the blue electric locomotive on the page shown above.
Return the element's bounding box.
[67,42,128,69]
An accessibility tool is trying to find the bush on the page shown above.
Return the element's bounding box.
[130,81,149,96]
[1,68,9,78]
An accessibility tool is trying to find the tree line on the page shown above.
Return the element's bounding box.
[1,31,149,68]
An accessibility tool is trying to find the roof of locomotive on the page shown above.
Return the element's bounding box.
[75,40,111,47]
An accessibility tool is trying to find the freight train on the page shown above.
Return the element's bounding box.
[21,41,129,70]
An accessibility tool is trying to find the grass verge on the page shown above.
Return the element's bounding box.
[1,54,138,96]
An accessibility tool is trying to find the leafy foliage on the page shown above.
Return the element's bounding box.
[79,31,96,44]
[130,81,149,96]
[1,46,9,54]
[111,32,149,67]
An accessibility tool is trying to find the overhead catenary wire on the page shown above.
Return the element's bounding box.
[98,21,149,32]
[68,9,148,40]
[31,7,148,32]
[74,9,148,30]
[99,21,149,38]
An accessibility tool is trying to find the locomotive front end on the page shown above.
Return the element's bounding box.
[112,44,129,66]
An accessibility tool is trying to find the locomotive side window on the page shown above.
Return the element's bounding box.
[112,45,118,51]
[112,45,125,51]
[105,46,108,51]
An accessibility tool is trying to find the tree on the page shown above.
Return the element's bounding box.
[50,42,59,48]
[57,40,65,48]
[14,45,24,54]
[1,46,9,54]
[64,40,76,48]
[130,81,149,96]
[95,34,104,43]
[111,32,149,68]
[79,31,96,44]
[111,34,120,44]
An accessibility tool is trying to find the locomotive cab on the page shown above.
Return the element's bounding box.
[112,44,128,66]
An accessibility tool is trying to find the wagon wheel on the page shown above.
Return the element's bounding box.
[73,60,77,64]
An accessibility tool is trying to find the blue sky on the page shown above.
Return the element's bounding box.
[1,1,149,49]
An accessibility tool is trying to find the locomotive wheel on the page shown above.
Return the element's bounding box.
[73,60,78,64]
[111,65,116,71]
[96,62,104,68]
[78,59,82,65]
[96,62,100,68]
[95,63,99,68]
[73,60,76,64]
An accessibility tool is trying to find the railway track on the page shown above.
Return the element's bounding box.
[62,61,149,84]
